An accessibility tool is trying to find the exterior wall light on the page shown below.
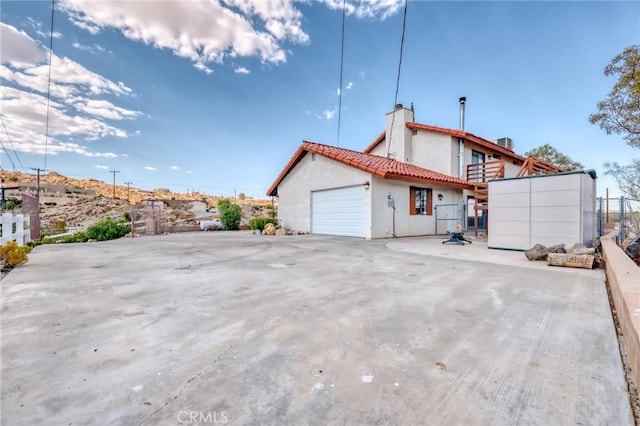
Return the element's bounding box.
[363,181,370,190]
[437,193,444,201]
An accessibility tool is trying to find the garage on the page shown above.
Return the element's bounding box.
[311,186,366,237]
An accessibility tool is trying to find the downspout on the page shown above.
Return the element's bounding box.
[458,96,466,179]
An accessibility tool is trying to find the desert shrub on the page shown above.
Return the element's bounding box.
[122,211,141,222]
[52,219,67,234]
[218,199,241,230]
[62,231,89,243]
[4,198,21,210]
[0,241,32,269]
[249,217,277,231]
[85,218,129,241]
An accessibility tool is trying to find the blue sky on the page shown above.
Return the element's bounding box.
[1,1,638,198]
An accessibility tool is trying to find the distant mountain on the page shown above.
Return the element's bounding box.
[0,169,269,206]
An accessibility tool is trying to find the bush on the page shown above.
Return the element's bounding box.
[0,241,32,269]
[122,211,141,222]
[52,219,67,234]
[85,218,130,241]
[218,199,241,230]
[249,217,277,231]
[4,198,21,211]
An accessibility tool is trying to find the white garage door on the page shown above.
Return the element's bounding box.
[311,186,365,237]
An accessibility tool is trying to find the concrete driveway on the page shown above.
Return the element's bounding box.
[1,232,633,425]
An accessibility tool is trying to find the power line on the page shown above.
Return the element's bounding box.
[43,0,56,171]
[0,116,25,171]
[336,0,346,147]
[386,0,409,158]
[0,138,17,171]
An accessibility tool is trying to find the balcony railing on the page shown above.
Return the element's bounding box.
[466,160,505,183]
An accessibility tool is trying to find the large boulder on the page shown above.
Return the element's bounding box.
[565,243,595,255]
[547,244,566,254]
[275,228,287,236]
[264,223,276,236]
[525,244,548,261]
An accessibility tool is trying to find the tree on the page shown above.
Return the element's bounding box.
[524,144,584,171]
[217,198,241,230]
[604,160,640,199]
[589,45,640,149]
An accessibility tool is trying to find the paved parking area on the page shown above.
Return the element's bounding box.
[0,232,633,425]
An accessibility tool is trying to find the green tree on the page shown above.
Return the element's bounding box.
[589,45,640,149]
[604,160,640,199]
[217,198,241,230]
[524,144,584,171]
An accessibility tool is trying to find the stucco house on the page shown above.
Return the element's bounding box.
[267,100,560,239]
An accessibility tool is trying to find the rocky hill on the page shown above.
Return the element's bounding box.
[0,170,274,231]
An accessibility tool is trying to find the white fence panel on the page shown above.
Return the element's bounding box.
[0,213,31,246]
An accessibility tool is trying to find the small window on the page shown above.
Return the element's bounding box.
[513,160,520,166]
[409,187,432,216]
[311,153,316,161]
[493,154,501,159]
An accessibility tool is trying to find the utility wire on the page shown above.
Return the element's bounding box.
[43,0,56,171]
[386,0,409,158]
[0,116,26,171]
[0,138,17,171]
[336,0,346,147]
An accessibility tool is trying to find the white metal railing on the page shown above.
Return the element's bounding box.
[0,213,31,246]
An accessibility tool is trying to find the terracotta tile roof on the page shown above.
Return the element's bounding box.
[364,123,525,161]
[267,141,474,196]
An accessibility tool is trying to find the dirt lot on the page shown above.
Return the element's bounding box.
[0,232,633,425]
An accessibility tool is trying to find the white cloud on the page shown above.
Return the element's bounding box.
[320,0,403,20]
[144,166,156,171]
[234,66,250,74]
[0,23,139,158]
[346,81,353,89]
[323,107,337,120]
[358,70,365,78]
[94,165,109,169]
[170,165,179,170]
[336,87,341,95]
[0,23,47,65]
[58,0,311,73]
[72,40,106,54]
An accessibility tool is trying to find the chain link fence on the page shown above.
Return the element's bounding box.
[598,196,640,245]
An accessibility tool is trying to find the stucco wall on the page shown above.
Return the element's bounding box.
[504,161,521,178]
[411,132,454,175]
[370,178,464,239]
[384,108,414,162]
[277,153,372,236]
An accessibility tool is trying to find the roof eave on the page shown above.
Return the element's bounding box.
[385,173,474,190]
[266,146,307,196]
